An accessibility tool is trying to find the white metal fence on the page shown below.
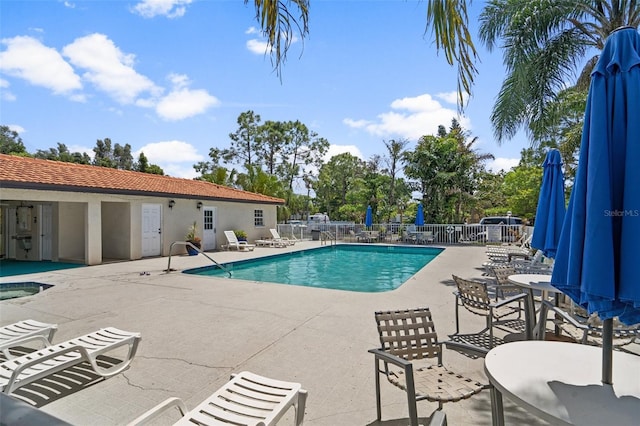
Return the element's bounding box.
[277,223,534,245]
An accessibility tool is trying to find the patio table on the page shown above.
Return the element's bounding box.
[508,273,560,338]
[484,340,640,426]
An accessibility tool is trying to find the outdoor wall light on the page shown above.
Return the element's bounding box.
[168,199,176,209]
[196,201,203,210]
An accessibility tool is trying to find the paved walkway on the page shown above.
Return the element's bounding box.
[1,242,634,425]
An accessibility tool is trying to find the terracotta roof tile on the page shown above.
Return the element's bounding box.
[0,154,284,204]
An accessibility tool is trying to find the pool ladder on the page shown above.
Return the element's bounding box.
[320,231,336,246]
[165,241,232,277]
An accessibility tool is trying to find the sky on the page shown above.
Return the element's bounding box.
[1,0,529,192]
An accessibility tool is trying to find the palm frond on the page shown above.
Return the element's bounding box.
[425,0,479,109]
[248,0,310,79]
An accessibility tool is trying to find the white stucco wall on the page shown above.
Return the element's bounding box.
[1,187,280,265]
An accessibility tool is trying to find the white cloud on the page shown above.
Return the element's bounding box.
[131,0,192,18]
[156,89,219,120]
[245,28,298,55]
[342,118,369,129]
[63,2,75,9]
[8,124,25,134]
[66,144,94,158]
[324,144,363,162]
[0,36,82,95]
[435,90,468,105]
[344,93,471,140]
[63,33,161,104]
[134,140,204,178]
[299,144,363,183]
[246,39,269,55]
[155,74,219,120]
[0,78,15,101]
[488,157,520,173]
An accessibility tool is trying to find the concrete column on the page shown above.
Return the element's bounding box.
[86,200,102,265]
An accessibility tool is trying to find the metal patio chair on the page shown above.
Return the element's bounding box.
[537,300,640,348]
[369,307,488,426]
[450,275,531,356]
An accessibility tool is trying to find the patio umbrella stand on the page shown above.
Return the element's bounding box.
[551,26,640,385]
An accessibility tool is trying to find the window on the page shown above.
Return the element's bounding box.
[204,209,213,230]
[254,209,264,226]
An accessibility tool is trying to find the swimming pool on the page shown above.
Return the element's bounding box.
[185,244,443,292]
[0,282,54,301]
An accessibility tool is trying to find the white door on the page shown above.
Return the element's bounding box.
[202,207,216,251]
[141,204,162,257]
[40,204,53,260]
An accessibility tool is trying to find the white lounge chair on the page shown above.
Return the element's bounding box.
[0,319,57,360]
[256,238,287,248]
[127,371,308,426]
[270,229,295,246]
[223,230,256,251]
[0,327,141,395]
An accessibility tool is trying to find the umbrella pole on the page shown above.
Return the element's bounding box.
[602,318,613,385]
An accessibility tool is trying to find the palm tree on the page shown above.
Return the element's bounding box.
[478,0,640,143]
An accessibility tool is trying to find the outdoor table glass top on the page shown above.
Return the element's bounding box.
[484,341,640,425]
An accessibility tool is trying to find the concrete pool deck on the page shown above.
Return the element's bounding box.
[1,242,637,425]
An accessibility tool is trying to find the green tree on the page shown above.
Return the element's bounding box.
[501,146,553,221]
[93,138,115,168]
[315,152,365,219]
[235,164,285,197]
[0,125,27,155]
[404,121,491,223]
[113,143,134,170]
[135,152,164,175]
[404,134,458,222]
[277,121,329,202]
[533,87,587,184]
[255,120,286,175]
[479,0,640,142]
[212,110,262,168]
[474,171,508,219]
[383,138,409,216]
[34,143,91,164]
[194,161,237,186]
[92,138,134,169]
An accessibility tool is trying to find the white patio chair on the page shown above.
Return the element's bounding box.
[127,371,307,426]
[0,319,57,360]
[270,229,295,246]
[0,327,141,395]
[223,230,256,251]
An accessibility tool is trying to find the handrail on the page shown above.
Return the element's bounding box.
[320,231,336,246]
[165,241,231,277]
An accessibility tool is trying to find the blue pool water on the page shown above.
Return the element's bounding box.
[185,245,443,292]
[0,282,54,301]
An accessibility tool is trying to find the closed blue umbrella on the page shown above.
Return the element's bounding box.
[551,27,640,384]
[531,149,565,258]
[365,205,373,228]
[415,203,424,226]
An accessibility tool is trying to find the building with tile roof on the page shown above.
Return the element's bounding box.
[0,154,284,265]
